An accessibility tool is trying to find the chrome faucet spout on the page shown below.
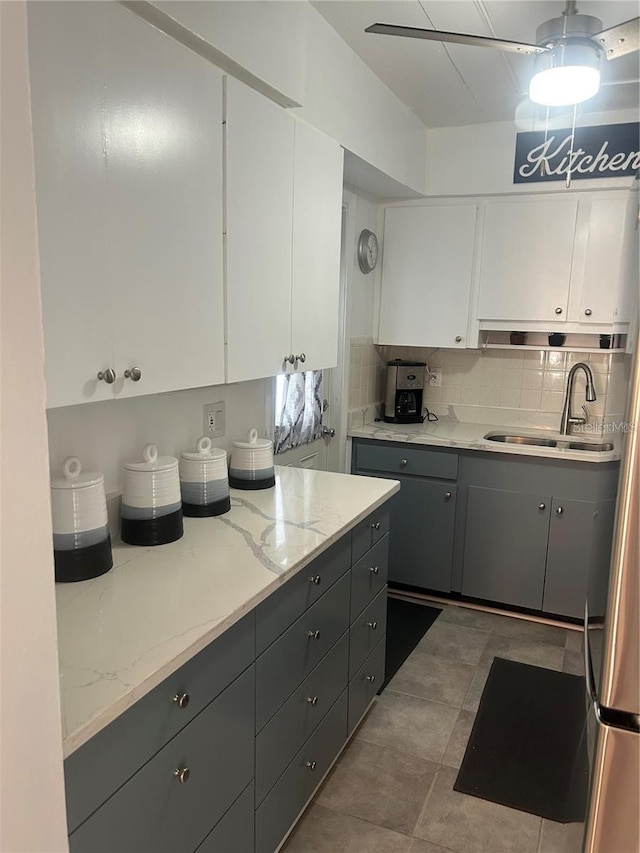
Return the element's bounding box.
[560,362,596,435]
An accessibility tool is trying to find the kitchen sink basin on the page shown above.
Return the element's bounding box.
[483,432,614,453]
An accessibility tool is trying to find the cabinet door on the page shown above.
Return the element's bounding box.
[462,486,550,609]
[379,205,477,349]
[388,477,457,593]
[226,77,294,383]
[105,5,225,398]
[291,122,344,373]
[477,198,578,323]
[569,196,635,325]
[28,2,115,408]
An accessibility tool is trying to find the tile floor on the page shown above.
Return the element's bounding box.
[283,599,586,853]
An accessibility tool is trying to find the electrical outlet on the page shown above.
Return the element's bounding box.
[428,372,442,387]
[203,402,225,438]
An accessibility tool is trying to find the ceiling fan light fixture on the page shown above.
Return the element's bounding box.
[529,39,601,106]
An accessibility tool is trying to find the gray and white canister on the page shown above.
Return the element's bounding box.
[51,456,113,582]
[179,437,230,517]
[229,428,275,490]
[121,444,183,546]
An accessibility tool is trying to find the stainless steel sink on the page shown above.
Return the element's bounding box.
[483,432,557,447]
[566,441,614,452]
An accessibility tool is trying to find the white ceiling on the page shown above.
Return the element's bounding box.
[312,1,640,127]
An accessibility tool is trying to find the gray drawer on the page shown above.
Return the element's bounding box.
[256,632,349,806]
[256,536,350,655]
[196,781,254,853]
[349,587,387,679]
[348,636,386,736]
[255,690,348,853]
[256,573,350,731]
[351,506,390,564]
[350,534,389,620]
[355,442,458,481]
[65,611,255,834]
[69,666,255,853]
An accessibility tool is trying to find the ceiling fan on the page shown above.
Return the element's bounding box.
[365,1,639,107]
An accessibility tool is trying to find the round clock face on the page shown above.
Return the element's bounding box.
[357,229,379,274]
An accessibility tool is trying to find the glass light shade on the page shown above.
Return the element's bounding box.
[529,64,601,106]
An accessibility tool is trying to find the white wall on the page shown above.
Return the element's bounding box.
[347,192,383,340]
[0,3,68,850]
[47,380,270,495]
[427,107,638,196]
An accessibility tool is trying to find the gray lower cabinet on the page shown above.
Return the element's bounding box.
[64,504,391,853]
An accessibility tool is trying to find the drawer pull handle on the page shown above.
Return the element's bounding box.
[174,767,190,784]
[306,696,318,706]
[538,503,546,511]
[305,760,317,771]
[366,674,376,683]
[444,492,452,501]
[97,368,116,384]
[371,521,381,531]
[584,308,593,316]
[369,566,379,575]
[400,458,408,467]
[366,621,378,630]
[124,367,142,382]
[556,506,564,515]
[307,630,321,640]
[308,575,322,586]
[172,692,190,709]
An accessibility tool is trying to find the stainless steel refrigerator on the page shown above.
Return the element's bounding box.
[583,336,640,853]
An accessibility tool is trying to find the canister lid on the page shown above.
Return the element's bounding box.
[51,456,104,490]
[180,436,227,462]
[124,443,178,472]
[232,428,273,450]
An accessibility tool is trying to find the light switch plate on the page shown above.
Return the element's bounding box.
[203,402,225,438]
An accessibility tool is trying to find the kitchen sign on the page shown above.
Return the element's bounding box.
[514,122,640,184]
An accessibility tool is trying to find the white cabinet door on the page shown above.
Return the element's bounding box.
[28,3,114,408]
[226,78,294,383]
[477,198,578,323]
[378,205,477,349]
[106,4,225,397]
[569,195,635,325]
[291,123,344,373]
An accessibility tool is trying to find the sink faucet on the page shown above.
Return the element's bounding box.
[560,362,596,435]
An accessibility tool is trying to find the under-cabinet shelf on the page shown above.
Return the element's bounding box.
[482,344,626,353]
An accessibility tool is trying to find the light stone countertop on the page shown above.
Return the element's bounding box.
[349,416,621,464]
[55,466,399,757]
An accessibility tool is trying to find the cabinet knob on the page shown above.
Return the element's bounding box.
[444,492,452,501]
[172,692,190,709]
[297,353,307,364]
[308,575,322,586]
[365,674,376,683]
[455,335,462,343]
[307,629,321,640]
[305,760,317,771]
[174,767,190,784]
[555,307,563,315]
[366,621,378,630]
[584,308,593,316]
[284,354,296,365]
[97,368,116,384]
[538,503,546,511]
[371,521,381,531]
[400,458,408,467]
[369,566,379,575]
[306,696,318,706]
[556,506,564,515]
[124,367,142,382]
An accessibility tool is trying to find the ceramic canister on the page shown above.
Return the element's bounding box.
[179,436,230,517]
[229,429,275,490]
[51,456,113,582]
[121,444,183,546]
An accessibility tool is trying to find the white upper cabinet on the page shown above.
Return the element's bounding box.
[29,2,224,408]
[291,122,344,373]
[225,78,295,384]
[226,79,344,382]
[378,204,478,349]
[477,197,579,324]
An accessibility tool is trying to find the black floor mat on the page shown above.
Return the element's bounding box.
[454,657,589,822]
[378,597,441,694]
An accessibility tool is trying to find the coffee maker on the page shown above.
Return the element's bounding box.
[384,360,426,424]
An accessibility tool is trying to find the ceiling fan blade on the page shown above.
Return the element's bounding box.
[594,17,639,60]
[364,23,546,55]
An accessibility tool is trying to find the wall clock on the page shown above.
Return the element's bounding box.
[357,228,379,274]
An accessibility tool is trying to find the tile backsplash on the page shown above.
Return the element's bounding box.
[349,340,631,429]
